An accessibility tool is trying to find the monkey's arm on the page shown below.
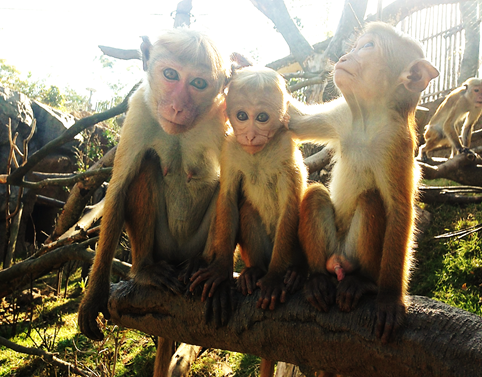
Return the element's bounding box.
[288,98,349,143]
[460,109,482,148]
[190,165,241,301]
[442,102,464,152]
[375,153,416,343]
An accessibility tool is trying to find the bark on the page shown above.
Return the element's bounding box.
[46,146,116,243]
[418,153,482,186]
[97,46,140,61]
[173,0,193,28]
[249,0,314,68]
[419,186,482,204]
[109,280,482,377]
[0,242,130,299]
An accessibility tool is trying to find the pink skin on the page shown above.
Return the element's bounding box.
[235,128,272,155]
[326,254,356,282]
[471,87,482,107]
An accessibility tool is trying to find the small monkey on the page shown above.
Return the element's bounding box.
[77,30,228,376]
[289,22,439,343]
[418,77,482,160]
[190,66,307,311]
[190,66,308,377]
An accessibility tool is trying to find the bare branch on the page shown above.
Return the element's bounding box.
[0,335,95,377]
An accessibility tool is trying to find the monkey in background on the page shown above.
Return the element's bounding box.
[289,22,439,343]
[418,77,482,161]
[78,29,228,376]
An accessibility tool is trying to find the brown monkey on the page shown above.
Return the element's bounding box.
[289,22,439,343]
[77,29,228,376]
[190,66,307,377]
[418,77,482,160]
[190,66,307,308]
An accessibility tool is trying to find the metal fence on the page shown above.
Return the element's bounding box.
[398,2,479,104]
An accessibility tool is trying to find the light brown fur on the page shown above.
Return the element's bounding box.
[290,22,439,343]
[77,29,228,376]
[418,77,482,160]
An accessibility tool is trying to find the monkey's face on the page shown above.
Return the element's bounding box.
[227,95,285,155]
[469,84,482,108]
[147,58,221,135]
[334,33,390,101]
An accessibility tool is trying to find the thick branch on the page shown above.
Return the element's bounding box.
[418,153,482,185]
[109,281,482,377]
[0,243,130,299]
[0,336,94,377]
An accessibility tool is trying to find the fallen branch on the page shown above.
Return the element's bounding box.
[419,185,482,204]
[303,147,333,174]
[0,242,130,299]
[109,280,482,377]
[418,153,482,185]
[0,335,95,377]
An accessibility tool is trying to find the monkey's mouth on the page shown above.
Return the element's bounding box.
[159,117,190,134]
[241,144,265,155]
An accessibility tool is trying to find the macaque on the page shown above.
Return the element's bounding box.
[190,66,307,311]
[418,77,482,160]
[77,29,228,376]
[289,22,439,343]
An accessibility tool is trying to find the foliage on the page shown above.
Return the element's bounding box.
[0,59,88,111]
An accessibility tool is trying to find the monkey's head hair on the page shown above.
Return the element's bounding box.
[152,29,228,93]
[361,22,425,79]
[226,66,289,121]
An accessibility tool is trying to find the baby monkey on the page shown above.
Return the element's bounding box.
[190,66,307,311]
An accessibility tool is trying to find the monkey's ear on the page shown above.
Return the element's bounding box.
[140,36,152,72]
[282,104,290,129]
[400,59,439,93]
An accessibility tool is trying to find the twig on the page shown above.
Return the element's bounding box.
[0,335,96,377]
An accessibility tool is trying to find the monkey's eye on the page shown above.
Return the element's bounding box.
[362,42,374,48]
[163,68,179,81]
[191,78,208,90]
[256,112,270,122]
[475,89,480,93]
[236,111,248,121]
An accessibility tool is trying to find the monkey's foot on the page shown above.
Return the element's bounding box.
[133,261,184,294]
[304,273,335,312]
[375,297,406,344]
[204,280,236,328]
[179,256,206,286]
[256,274,286,310]
[237,266,265,296]
[189,259,232,302]
[284,265,307,293]
[336,275,377,312]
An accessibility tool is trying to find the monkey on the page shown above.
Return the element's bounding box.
[77,29,228,376]
[188,66,308,377]
[417,77,482,161]
[189,65,307,309]
[288,22,439,343]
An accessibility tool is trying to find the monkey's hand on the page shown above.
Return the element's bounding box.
[133,260,184,294]
[256,273,286,311]
[304,273,335,312]
[237,266,264,296]
[284,266,307,293]
[375,295,406,344]
[336,274,377,312]
[189,259,232,302]
[78,286,110,341]
[179,256,206,286]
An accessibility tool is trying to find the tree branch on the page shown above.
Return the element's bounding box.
[0,335,95,377]
[109,280,482,377]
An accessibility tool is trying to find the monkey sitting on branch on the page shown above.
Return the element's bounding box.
[289,22,439,343]
[417,77,482,161]
[190,66,308,309]
[78,29,229,376]
[189,66,308,376]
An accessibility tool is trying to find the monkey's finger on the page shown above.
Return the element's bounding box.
[190,272,209,292]
[247,274,257,295]
[312,287,330,312]
[220,286,231,326]
[204,296,213,324]
[376,310,390,342]
[237,276,248,296]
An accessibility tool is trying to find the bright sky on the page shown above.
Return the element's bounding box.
[0,0,381,104]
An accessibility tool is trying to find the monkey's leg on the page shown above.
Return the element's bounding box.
[125,151,182,293]
[153,337,175,377]
[298,183,337,312]
[237,199,272,296]
[336,190,384,312]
